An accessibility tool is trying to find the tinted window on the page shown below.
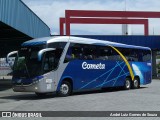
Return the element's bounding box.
[64,43,97,62]
[42,42,67,72]
[13,45,45,78]
[118,47,151,62]
[43,49,63,73]
[142,50,151,62]
[48,42,67,49]
[64,43,122,62]
[96,46,122,61]
[64,43,151,63]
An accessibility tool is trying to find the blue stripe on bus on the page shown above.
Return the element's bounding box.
[22,41,46,46]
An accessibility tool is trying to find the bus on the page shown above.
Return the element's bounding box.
[6,36,152,97]
[0,57,15,77]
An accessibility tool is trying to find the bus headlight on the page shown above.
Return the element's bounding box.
[46,79,52,84]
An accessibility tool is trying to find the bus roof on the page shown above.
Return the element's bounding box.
[22,36,151,50]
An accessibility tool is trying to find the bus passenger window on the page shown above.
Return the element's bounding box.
[83,45,96,60]
[44,58,49,71]
[43,51,60,73]
[64,44,78,63]
[64,43,98,62]
[142,50,151,62]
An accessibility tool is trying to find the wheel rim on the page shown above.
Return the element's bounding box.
[60,84,69,95]
[134,80,138,87]
[126,80,130,89]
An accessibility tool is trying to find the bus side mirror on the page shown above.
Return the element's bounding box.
[38,48,56,61]
[6,51,18,69]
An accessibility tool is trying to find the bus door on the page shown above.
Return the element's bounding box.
[39,48,60,91]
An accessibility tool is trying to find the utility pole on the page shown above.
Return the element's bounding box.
[122,0,129,35]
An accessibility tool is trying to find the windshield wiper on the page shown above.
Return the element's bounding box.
[24,63,30,78]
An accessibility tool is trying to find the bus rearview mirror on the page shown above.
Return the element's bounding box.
[38,48,56,61]
[6,51,18,69]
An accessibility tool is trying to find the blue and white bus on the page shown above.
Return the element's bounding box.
[7,36,152,97]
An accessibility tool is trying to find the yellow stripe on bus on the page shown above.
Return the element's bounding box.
[109,45,134,81]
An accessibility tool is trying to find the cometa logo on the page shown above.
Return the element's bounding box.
[82,62,105,69]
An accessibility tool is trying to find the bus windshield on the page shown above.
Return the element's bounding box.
[13,42,67,79]
[13,45,44,78]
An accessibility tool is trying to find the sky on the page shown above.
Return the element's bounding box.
[22,0,160,35]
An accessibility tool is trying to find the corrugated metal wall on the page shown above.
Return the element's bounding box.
[0,0,50,38]
[76,35,160,49]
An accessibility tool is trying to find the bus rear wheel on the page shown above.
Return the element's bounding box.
[124,78,131,90]
[58,81,72,97]
[132,78,140,89]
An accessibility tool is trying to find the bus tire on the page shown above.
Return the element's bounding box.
[132,78,140,89]
[124,78,131,90]
[58,81,72,97]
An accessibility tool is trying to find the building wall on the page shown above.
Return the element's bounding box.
[0,0,50,38]
[76,35,160,49]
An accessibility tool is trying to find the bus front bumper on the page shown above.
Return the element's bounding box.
[12,79,55,93]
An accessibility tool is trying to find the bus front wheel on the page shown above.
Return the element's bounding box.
[124,78,131,90]
[58,81,72,97]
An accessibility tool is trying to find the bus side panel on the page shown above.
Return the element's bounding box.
[58,60,130,91]
[131,62,152,85]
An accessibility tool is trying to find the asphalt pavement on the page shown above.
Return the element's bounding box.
[0,79,160,120]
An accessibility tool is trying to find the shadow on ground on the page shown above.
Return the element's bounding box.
[0,79,12,91]
[0,87,147,101]
[0,84,12,91]
[72,87,147,96]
